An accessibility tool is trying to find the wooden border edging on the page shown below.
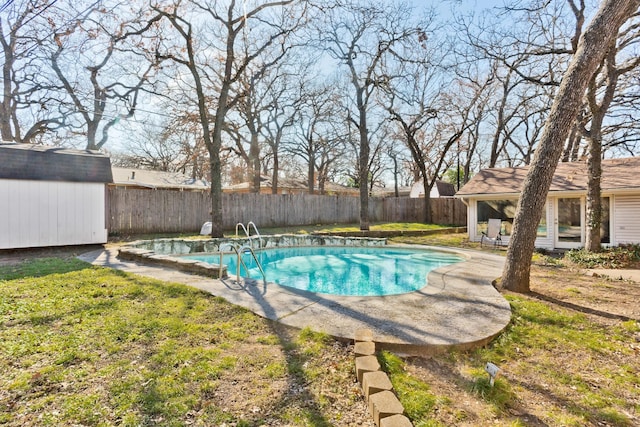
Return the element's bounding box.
[354,329,413,427]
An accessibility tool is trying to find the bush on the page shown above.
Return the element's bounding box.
[565,244,640,268]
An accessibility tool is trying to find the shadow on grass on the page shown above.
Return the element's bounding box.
[529,291,638,322]
[219,277,343,426]
[103,265,339,425]
[407,356,550,426]
[1,256,344,426]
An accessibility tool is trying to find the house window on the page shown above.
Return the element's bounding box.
[476,200,517,236]
[476,199,547,237]
[601,197,610,244]
[537,207,547,238]
[557,198,582,243]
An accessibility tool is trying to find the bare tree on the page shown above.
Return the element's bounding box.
[501,0,639,293]
[49,4,163,150]
[383,46,487,222]
[0,1,66,143]
[231,70,270,193]
[154,0,304,237]
[227,61,299,194]
[260,71,299,194]
[113,111,211,181]
[454,2,580,170]
[459,0,640,255]
[319,0,422,230]
[287,78,343,194]
[580,23,640,251]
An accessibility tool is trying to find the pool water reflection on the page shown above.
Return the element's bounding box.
[186,246,462,296]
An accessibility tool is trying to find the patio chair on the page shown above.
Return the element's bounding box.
[481,218,503,248]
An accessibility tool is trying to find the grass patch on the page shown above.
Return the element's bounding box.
[378,351,444,424]
[0,257,88,280]
[389,232,470,247]
[5,227,639,427]
[256,222,450,235]
[0,258,361,426]
[379,293,639,426]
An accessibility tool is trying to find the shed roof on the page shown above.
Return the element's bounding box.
[0,143,113,183]
[456,157,640,197]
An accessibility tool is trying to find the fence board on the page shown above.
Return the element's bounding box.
[106,187,466,234]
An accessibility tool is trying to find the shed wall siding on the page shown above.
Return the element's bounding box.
[613,195,640,245]
[0,179,107,249]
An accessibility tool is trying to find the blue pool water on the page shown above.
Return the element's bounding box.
[185,246,462,296]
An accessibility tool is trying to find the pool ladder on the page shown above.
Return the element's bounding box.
[236,221,263,249]
[219,243,266,285]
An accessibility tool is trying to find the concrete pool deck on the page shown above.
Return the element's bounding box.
[79,245,511,356]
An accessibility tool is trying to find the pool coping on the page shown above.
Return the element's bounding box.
[79,243,511,356]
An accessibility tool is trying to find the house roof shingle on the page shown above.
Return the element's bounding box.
[456,157,640,197]
[223,175,359,195]
[111,167,209,190]
[0,143,113,183]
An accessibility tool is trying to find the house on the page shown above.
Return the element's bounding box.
[111,167,209,190]
[0,143,113,249]
[408,180,456,198]
[223,175,359,196]
[455,157,640,249]
[371,185,412,197]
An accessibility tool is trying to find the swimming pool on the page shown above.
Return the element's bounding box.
[185,246,463,296]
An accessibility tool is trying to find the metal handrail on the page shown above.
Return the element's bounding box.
[219,242,266,284]
[239,245,266,283]
[235,221,263,249]
[246,221,263,248]
[235,222,249,237]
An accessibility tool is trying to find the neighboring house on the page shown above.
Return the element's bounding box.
[371,186,412,198]
[0,143,113,249]
[223,175,359,196]
[455,157,640,249]
[408,180,456,199]
[111,167,209,190]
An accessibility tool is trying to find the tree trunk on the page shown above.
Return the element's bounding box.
[358,92,370,231]
[420,176,432,223]
[86,121,98,151]
[1,45,13,141]
[585,136,603,251]
[392,155,399,198]
[501,0,638,293]
[271,152,279,195]
[585,46,619,252]
[307,142,315,194]
[423,191,432,224]
[209,121,225,237]
[249,132,261,193]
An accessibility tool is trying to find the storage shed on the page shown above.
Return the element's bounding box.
[0,143,113,249]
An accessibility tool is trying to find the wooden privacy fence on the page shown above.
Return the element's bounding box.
[107,186,466,235]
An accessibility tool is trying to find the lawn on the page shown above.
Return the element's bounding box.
[1,228,639,426]
[0,258,370,426]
